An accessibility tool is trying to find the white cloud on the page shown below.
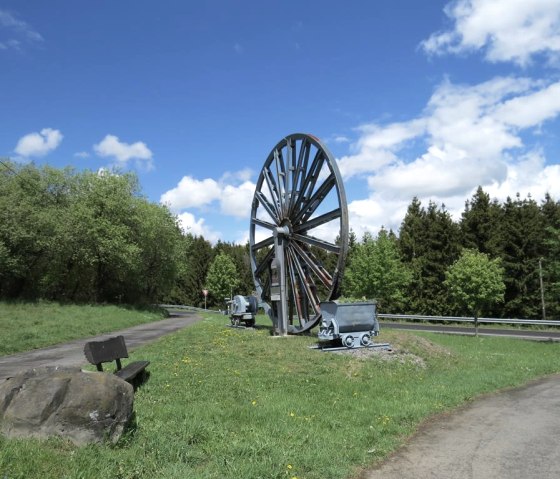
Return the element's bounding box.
[493,81,560,127]
[93,134,153,169]
[0,10,43,50]
[421,0,560,66]
[219,181,255,218]
[74,151,90,159]
[14,128,63,157]
[176,212,221,243]
[337,75,560,235]
[161,169,257,218]
[337,119,425,178]
[160,176,222,210]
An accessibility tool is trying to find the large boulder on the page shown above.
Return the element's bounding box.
[0,366,134,446]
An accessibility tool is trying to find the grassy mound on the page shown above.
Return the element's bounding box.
[1,313,559,479]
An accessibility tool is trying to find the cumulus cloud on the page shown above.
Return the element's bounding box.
[160,176,222,210]
[421,0,560,66]
[0,10,43,50]
[176,211,221,243]
[161,169,257,216]
[93,134,153,169]
[161,169,257,243]
[14,128,63,157]
[219,181,255,218]
[339,75,560,236]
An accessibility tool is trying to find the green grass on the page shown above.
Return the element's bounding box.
[0,301,168,356]
[1,312,559,479]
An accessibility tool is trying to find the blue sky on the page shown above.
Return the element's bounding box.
[2,0,560,243]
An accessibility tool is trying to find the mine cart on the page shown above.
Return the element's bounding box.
[318,300,379,348]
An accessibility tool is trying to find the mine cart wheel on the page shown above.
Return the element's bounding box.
[249,133,349,334]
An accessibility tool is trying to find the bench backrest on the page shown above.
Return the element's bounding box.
[84,335,129,366]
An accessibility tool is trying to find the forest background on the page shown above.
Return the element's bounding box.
[1,160,559,320]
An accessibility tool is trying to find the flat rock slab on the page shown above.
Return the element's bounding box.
[364,374,560,479]
[0,366,134,446]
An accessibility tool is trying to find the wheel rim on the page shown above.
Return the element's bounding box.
[249,133,349,333]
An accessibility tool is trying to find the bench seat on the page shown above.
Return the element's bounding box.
[83,335,150,386]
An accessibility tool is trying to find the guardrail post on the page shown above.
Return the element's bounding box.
[474,315,478,337]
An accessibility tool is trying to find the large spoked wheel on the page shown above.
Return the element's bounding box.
[249,133,349,334]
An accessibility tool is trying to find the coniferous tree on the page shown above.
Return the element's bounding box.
[541,194,560,319]
[498,195,546,318]
[461,186,502,257]
[182,235,214,307]
[398,198,461,314]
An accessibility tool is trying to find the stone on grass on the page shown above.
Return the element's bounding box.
[0,366,134,446]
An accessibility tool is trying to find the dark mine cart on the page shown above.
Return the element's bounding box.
[318,300,380,348]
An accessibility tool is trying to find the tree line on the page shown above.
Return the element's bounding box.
[1,161,558,319]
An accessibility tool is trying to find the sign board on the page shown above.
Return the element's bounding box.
[202,289,208,297]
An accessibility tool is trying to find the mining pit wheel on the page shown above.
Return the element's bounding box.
[249,133,349,334]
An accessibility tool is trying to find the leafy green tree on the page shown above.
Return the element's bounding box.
[129,201,183,303]
[0,161,62,298]
[444,249,505,320]
[214,240,254,295]
[0,161,183,304]
[343,229,411,312]
[205,252,239,307]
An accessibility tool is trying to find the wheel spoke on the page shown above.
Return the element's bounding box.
[286,248,305,326]
[293,173,336,225]
[292,150,324,218]
[274,148,287,217]
[263,166,282,220]
[288,247,320,316]
[253,247,274,277]
[290,240,333,289]
[252,217,277,231]
[292,233,340,254]
[293,207,341,233]
[289,138,310,216]
[255,191,279,224]
[251,235,274,252]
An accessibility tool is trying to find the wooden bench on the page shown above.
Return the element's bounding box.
[83,335,150,385]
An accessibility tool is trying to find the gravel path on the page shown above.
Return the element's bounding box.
[364,374,560,479]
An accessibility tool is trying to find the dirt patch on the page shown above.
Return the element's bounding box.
[389,331,454,357]
[332,331,454,369]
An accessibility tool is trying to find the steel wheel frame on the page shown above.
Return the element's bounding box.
[249,133,349,334]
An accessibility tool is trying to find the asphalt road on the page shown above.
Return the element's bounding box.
[0,311,202,380]
[363,374,560,479]
[381,321,560,341]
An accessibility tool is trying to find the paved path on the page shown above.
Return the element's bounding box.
[364,374,560,479]
[0,311,202,380]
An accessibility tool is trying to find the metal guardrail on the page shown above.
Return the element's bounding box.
[378,313,560,327]
[159,304,560,328]
[159,304,222,314]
